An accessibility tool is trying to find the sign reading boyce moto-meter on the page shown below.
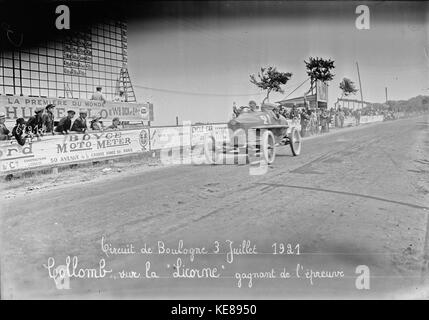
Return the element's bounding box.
[0,129,150,173]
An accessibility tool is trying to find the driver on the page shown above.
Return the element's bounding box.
[248,100,258,112]
[272,106,281,120]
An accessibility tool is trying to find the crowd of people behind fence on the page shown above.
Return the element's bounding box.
[0,86,123,145]
[278,104,392,137]
[277,104,341,137]
[231,100,406,138]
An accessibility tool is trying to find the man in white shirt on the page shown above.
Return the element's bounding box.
[91,86,106,102]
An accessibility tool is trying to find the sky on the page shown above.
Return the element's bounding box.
[126,1,428,126]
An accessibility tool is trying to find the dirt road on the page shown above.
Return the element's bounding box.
[1,115,428,299]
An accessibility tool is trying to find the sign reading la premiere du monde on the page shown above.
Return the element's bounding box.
[0,95,154,123]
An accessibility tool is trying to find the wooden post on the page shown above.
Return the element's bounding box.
[356,62,364,108]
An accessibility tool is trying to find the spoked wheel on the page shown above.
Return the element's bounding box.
[261,130,276,164]
[204,134,218,164]
[289,127,302,156]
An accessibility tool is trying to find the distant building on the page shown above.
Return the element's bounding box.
[335,98,371,110]
[277,80,328,109]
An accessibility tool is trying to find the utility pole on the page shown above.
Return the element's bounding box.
[385,87,388,103]
[356,62,364,109]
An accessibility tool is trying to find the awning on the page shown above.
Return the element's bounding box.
[277,94,317,106]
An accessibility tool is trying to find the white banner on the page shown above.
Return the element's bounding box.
[0,129,150,173]
[149,126,192,150]
[191,124,229,146]
[360,115,384,124]
[0,95,154,126]
[343,117,356,127]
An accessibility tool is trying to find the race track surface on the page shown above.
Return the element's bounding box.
[1,115,428,299]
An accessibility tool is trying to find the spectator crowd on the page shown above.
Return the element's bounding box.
[230,99,411,139]
[0,87,124,144]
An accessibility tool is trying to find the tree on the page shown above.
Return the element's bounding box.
[250,66,292,104]
[339,77,359,98]
[304,57,335,94]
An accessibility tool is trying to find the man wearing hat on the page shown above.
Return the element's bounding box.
[71,110,88,133]
[42,104,55,134]
[290,103,299,119]
[26,106,45,135]
[106,117,121,130]
[0,112,11,141]
[248,100,258,112]
[320,108,329,133]
[12,118,27,146]
[55,110,76,134]
[338,107,345,128]
[91,86,106,102]
[300,105,310,137]
[90,115,104,131]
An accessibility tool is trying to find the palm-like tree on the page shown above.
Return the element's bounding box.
[250,66,293,104]
[304,57,335,95]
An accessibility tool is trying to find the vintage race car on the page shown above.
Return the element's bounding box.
[203,103,302,164]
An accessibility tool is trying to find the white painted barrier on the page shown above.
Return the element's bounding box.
[149,126,192,150]
[0,129,150,174]
[190,124,229,147]
[0,114,387,174]
[360,115,384,124]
